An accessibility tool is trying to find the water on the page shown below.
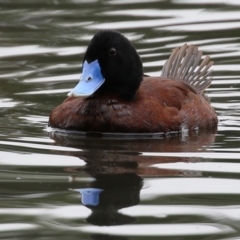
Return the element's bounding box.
[1,0,240,239]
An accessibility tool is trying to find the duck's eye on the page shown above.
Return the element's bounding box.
[108,47,117,56]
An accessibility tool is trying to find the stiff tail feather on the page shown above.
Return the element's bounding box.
[161,44,214,93]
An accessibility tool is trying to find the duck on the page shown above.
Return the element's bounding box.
[49,30,218,133]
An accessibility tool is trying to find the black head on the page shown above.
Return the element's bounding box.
[83,30,143,100]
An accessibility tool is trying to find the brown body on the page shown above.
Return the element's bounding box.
[49,77,218,133]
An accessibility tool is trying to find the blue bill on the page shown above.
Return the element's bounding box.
[68,60,105,97]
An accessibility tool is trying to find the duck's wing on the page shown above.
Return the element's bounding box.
[161,44,214,93]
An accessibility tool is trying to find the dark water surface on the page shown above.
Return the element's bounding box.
[1,0,240,239]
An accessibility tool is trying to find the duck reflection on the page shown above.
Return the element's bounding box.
[72,173,142,226]
[51,131,216,176]
[50,131,216,231]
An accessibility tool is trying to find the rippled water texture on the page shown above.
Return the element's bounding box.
[1,0,240,239]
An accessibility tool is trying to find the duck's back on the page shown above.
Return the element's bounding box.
[134,77,217,132]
